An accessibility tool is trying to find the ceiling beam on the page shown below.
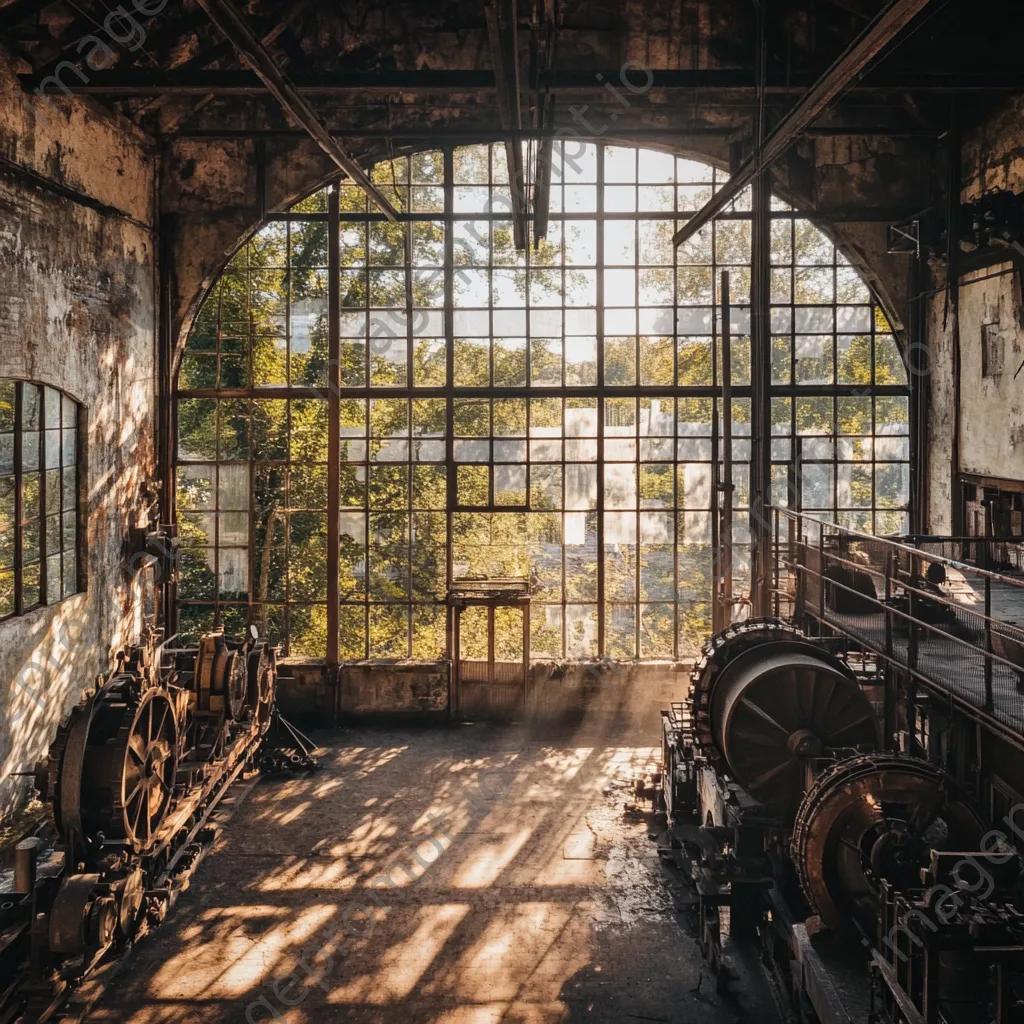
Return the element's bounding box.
[532,1,559,244]
[485,0,527,250]
[171,125,942,140]
[22,68,1022,96]
[154,0,312,128]
[672,0,937,248]
[191,0,398,221]
[24,8,214,82]
[0,0,48,33]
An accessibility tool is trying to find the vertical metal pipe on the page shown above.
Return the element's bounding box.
[522,600,530,709]
[534,135,554,243]
[772,506,779,617]
[908,586,919,673]
[908,246,927,534]
[710,403,720,632]
[159,219,177,635]
[749,0,772,617]
[444,148,456,664]
[403,191,416,660]
[984,574,993,710]
[710,318,720,637]
[487,605,495,681]
[885,551,894,659]
[818,524,825,623]
[947,102,962,538]
[14,837,42,896]
[13,383,22,616]
[326,186,341,667]
[721,271,734,623]
[595,144,605,656]
[452,605,460,718]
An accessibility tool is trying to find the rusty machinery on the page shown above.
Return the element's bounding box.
[0,627,306,1023]
[648,619,1024,1024]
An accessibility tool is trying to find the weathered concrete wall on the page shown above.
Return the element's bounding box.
[341,662,449,715]
[527,661,685,724]
[0,52,157,816]
[274,659,686,727]
[926,266,955,534]
[957,263,1024,483]
[925,96,1024,529]
[962,95,1024,202]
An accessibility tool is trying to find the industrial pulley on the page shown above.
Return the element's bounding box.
[37,630,278,861]
[40,679,182,857]
[2,628,287,1022]
[190,632,277,731]
[689,619,881,814]
[791,754,987,932]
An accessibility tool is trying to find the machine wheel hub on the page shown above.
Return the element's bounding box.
[791,754,986,932]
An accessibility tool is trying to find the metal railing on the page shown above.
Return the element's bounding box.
[906,535,1024,574]
[771,508,1024,735]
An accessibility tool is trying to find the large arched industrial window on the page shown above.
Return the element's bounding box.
[175,144,909,660]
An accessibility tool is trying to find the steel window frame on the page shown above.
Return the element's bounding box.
[174,142,911,662]
[0,380,82,623]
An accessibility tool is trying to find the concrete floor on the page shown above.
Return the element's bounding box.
[89,715,783,1024]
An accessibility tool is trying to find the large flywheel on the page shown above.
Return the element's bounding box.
[43,681,180,857]
[118,690,179,850]
[247,639,277,735]
[690,619,880,814]
[791,754,987,932]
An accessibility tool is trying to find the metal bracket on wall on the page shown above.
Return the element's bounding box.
[887,219,921,256]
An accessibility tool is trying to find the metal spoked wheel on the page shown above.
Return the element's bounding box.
[119,691,179,852]
[223,647,248,722]
[247,642,277,735]
[791,754,987,932]
[690,619,880,814]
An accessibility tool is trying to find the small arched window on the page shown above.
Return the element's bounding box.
[0,380,82,620]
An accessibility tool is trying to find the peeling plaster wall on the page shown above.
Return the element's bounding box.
[925,97,1024,529]
[0,53,157,816]
[926,265,955,533]
[957,263,1024,482]
[274,659,683,725]
[956,97,1024,488]
[963,95,1024,202]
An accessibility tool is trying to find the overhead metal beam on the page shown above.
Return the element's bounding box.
[173,126,942,140]
[136,2,311,123]
[672,0,936,248]
[532,0,559,244]
[485,0,527,250]
[24,68,1021,97]
[1,0,56,32]
[191,0,399,222]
